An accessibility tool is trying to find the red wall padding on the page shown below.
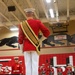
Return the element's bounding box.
[39,53,75,66]
[0,53,75,74]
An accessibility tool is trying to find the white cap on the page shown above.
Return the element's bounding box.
[14,57,19,60]
[24,8,35,13]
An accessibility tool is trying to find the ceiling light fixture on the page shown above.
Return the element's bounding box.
[49,9,54,18]
[54,0,56,3]
[10,27,18,31]
[46,0,51,3]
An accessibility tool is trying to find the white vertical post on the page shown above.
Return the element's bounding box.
[53,56,57,75]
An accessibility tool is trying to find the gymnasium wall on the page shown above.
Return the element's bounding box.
[0,25,75,55]
[0,21,75,74]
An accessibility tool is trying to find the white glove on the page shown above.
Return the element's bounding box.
[19,44,23,53]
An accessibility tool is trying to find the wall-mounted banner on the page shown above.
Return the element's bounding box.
[54,35,67,40]
[0,30,19,50]
[0,28,75,50]
[41,33,75,47]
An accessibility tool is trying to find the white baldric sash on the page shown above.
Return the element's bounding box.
[21,20,40,54]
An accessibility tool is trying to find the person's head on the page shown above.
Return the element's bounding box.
[14,57,19,63]
[24,8,35,18]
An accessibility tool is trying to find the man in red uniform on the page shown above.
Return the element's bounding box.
[40,64,46,75]
[65,64,72,75]
[38,66,41,75]
[3,66,11,74]
[12,57,22,75]
[0,64,4,75]
[19,61,24,75]
[57,66,63,75]
[18,8,50,75]
[48,65,54,75]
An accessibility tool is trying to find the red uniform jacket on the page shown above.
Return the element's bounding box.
[57,67,63,75]
[12,63,22,74]
[65,66,72,74]
[20,64,24,74]
[0,68,4,74]
[57,67,63,73]
[45,64,49,75]
[3,68,11,74]
[18,19,50,51]
[48,67,54,74]
[40,66,46,75]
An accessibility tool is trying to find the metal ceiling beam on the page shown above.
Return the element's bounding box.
[54,0,59,22]
[39,0,49,20]
[0,15,75,28]
[10,12,20,22]
[26,0,39,19]
[0,12,15,29]
[0,22,9,29]
[0,12,11,23]
[67,0,70,21]
[0,0,20,22]
[12,0,27,19]
[0,12,10,29]
[2,24,9,29]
